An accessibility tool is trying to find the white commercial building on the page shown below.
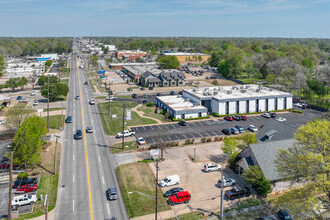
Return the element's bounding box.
[41,54,57,60]
[156,96,208,120]
[182,84,293,115]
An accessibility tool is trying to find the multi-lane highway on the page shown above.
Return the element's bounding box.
[55,43,128,220]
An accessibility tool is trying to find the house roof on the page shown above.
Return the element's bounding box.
[256,119,296,142]
[141,71,154,78]
[249,139,295,181]
[148,78,161,83]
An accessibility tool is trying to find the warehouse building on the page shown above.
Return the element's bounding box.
[163,52,210,63]
[156,96,208,120]
[182,84,293,115]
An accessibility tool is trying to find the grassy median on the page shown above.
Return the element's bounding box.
[116,162,171,218]
[110,141,138,153]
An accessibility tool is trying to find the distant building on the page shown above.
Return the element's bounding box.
[41,54,57,60]
[163,52,210,63]
[159,72,185,87]
[103,45,116,51]
[140,71,161,87]
[116,50,146,60]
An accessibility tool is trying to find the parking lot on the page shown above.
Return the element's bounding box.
[133,143,252,214]
[130,109,323,145]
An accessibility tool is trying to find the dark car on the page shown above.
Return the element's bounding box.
[163,187,184,197]
[222,128,232,135]
[132,94,138,98]
[142,94,147,98]
[74,130,83,140]
[225,186,251,200]
[106,186,118,200]
[149,87,154,90]
[65,116,72,123]
[233,115,241,121]
[16,96,22,100]
[140,87,145,91]
[178,91,183,95]
[270,112,277,118]
[241,115,247,120]
[0,156,9,163]
[178,120,186,126]
[170,91,176,95]
[75,96,80,100]
[224,116,234,121]
[277,210,292,220]
[156,93,162,96]
[142,99,148,104]
[13,178,38,188]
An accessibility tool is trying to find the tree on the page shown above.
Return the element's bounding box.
[5,77,21,91]
[222,137,238,157]
[18,77,28,90]
[242,165,272,196]
[260,63,269,79]
[212,80,219,86]
[92,55,98,66]
[45,60,52,67]
[41,82,69,101]
[242,133,257,145]
[301,58,314,69]
[28,70,38,89]
[5,103,34,131]
[157,56,180,69]
[208,52,220,67]
[275,119,330,217]
[37,75,58,86]
[13,116,47,168]
[0,55,6,77]
[307,79,326,98]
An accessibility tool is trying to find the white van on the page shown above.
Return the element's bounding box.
[12,194,37,207]
[159,175,180,187]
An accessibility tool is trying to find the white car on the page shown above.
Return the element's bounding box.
[204,163,222,172]
[30,91,36,96]
[137,137,146,145]
[89,99,96,105]
[128,82,135,85]
[86,126,94,133]
[276,117,286,122]
[116,130,135,138]
[217,178,236,187]
[248,125,258,132]
[294,103,303,107]
[105,96,117,100]
[261,113,271,118]
[12,194,37,207]
[33,101,39,106]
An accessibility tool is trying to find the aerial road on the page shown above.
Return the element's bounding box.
[55,43,128,220]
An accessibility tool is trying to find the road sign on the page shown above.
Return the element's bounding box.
[112,114,117,119]
[37,109,43,113]
[126,109,131,120]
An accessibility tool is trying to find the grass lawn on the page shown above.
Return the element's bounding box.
[137,105,168,123]
[60,79,69,86]
[42,115,65,130]
[224,206,277,220]
[48,107,66,112]
[127,86,140,90]
[116,162,171,218]
[166,212,204,220]
[59,67,70,78]
[95,95,107,99]
[98,101,157,135]
[110,141,138,153]
[117,95,132,99]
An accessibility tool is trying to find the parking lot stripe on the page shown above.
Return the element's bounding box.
[182,134,188,139]
[150,138,155,144]
[210,131,218,136]
[143,127,147,132]
[150,126,154,131]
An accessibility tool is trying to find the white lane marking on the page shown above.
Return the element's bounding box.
[107,203,110,215]
[73,154,75,161]
[73,174,75,183]
[73,200,75,212]
[102,176,105,185]
[98,155,101,163]
[65,139,68,142]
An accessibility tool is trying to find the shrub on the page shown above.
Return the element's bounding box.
[207,137,212,142]
[146,102,154,107]
[0,105,5,111]
[185,139,195,145]
[201,137,208,143]
[292,110,303,114]
[214,136,224,141]
[17,172,29,179]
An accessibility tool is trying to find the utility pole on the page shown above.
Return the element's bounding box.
[8,152,13,220]
[44,195,48,220]
[108,80,111,116]
[54,135,60,174]
[155,160,159,220]
[194,148,196,161]
[47,74,50,131]
[121,105,126,150]
[220,169,224,220]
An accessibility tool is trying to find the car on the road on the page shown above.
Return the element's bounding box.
[276,117,286,122]
[224,116,234,121]
[261,113,271,118]
[86,126,94,133]
[178,120,186,126]
[30,91,36,96]
[277,210,292,220]
[142,94,147,98]
[16,96,22,100]
[132,94,138,98]
[75,96,80,100]
[65,116,72,123]
[16,184,38,193]
[13,178,38,188]
[235,125,245,133]
[231,127,240,135]
[106,187,118,200]
[163,187,184,198]
[84,81,88,85]
[170,91,176,95]
[142,99,148,104]
[12,194,37,207]
[74,129,83,140]
[225,186,250,200]
[116,130,135,138]
[217,178,236,187]
[204,163,221,172]
[222,128,232,135]
[248,125,258,132]
[19,99,29,104]
[0,156,9,163]
[89,99,96,105]
[168,191,191,206]
[270,112,277,118]
[241,115,247,120]
[33,101,39,106]
[156,93,162,96]
[137,137,146,145]
[233,115,241,121]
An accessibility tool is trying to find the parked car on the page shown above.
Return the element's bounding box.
[225,186,250,200]
[159,175,180,187]
[248,125,258,132]
[16,184,38,193]
[128,82,134,85]
[84,81,88,85]
[276,117,286,122]
[132,94,138,98]
[222,128,232,135]
[231,127,240,135]
[137,137,146,145]
[19,99,29,104]
[233,115,241,121]
[75,96,80,100]
[33,101,39,106]
[178,91,183,95]
[163,187,184,198]
[204,163,221,172]
[270,112,276,118]
[65,116,72,123]
[142,99,148,104]
[86,126,94,133]
[74,130,83,140]
[170,91,176,95]
[261,113,271,118]
[106,187,118,200]
[13,178,38,188]
[156,93,162,96]
[224,116,234,121]
[0,163,10,169]
[16,96,22,100]
[235,125,245,133]
[277,210,292,220]
[116,130,135,138]
[12,194,37,207]
[105,95,117,100]
[140,87,145,91]
[178,120,186,126]
[30,91,36,96]
[149,87,154,90]
[241,115,247,120]
[168,191,191,206]
[89,99,96,105]
[217,178,236,187]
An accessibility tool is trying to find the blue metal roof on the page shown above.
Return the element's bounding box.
[36,57,50,61]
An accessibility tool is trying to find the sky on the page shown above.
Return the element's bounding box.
[0,0,330,38]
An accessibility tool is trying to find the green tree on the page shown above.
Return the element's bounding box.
[212,80,219,86]
[307,79,326,98]
[5,77,21,91]
[92,55,98,66]
[45,60,53,67]
[242,133,257,145]
[242,165,272,196]
[208,52,220,67]
[0,55,6,77]
[18,77,28,90]
[41,82,69,101]
[222,137,238,157]
[260,63,269,79]
[55,42,67,54]
[5,103,34,131]
[218,59,231,78]
[37,75,58,86]
[301,58,314,69]
[13,116,47,168]
[275,119,330,217]
[157,56,180,69]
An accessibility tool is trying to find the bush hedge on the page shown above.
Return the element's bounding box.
[212,109,293,117]
[171,114,210,121]
[146,102,154,107]
[292,110,303,113]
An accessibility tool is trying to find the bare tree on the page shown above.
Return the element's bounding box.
[28,70,38,89]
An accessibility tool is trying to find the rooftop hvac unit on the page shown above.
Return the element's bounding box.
[192,88,197,92]
[246,85,250,89]
[240,86,244,89]
[218,87,222,90]
[256,89,260,92]
[240,89,247,93]
[227,90,232,94]
[269,88,273,91]
[193,103,199,106]
[207,92,212,96]
[203,92,208,96]
[213,91,218,95]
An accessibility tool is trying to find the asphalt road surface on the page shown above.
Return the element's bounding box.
[55,44,128,220]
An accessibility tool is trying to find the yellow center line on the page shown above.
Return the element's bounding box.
[76,59,94,220]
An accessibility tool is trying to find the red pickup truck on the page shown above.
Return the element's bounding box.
[168,191,191,206]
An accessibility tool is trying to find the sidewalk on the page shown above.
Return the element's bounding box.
[131,104,163,124]
[30,208,55,220]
